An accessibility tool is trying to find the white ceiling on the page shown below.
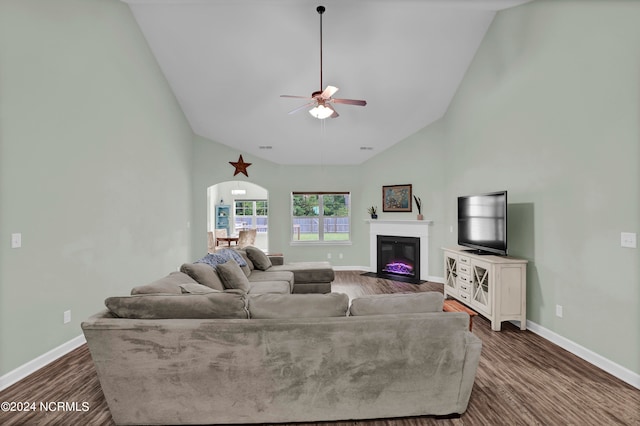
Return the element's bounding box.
[123,0,531,165]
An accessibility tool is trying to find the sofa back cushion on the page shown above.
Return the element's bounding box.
[130,271,197,295]
[248,293,349,319]
[105,292,249,319]
[245,246,272,271]
[180,263,225,291]
[349,292,444,316]
[215,260,251,293]
[179,283,221,294]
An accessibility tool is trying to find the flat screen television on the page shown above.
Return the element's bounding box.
[457,191,507,256]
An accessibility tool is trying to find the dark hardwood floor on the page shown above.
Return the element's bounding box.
[1,270,639,425]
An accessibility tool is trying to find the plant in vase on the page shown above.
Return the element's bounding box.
[414,196,423,220]
[367,206,378,219]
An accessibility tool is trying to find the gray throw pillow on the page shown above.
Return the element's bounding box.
[180,263,225,291]
[245,246,272,271]
[216,260,251,293]
[349,292,444,316]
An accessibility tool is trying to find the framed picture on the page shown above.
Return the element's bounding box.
[382,184,412,212]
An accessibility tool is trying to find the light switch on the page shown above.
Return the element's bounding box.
[11,233,21,248]
[621,232,637,249]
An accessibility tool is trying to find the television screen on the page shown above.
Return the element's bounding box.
[457,191,507,255]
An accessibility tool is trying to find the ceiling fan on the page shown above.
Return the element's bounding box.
[280,5,367,120]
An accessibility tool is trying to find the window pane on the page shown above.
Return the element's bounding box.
[293,195,318,217]
[292,217,319,241]
[256,217,268,233]
[256,201,268,215]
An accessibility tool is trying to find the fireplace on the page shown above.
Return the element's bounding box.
[377,235,421,283]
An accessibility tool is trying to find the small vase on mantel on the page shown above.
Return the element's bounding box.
[371,214,378,220]
[417,214,424,221]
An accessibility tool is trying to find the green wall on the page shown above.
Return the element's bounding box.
[0,0,193,376]
[439,0,639,375]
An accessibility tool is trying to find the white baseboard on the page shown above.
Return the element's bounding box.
[0,334,86,392]
[333,265,371,272]
[526,320,639,390]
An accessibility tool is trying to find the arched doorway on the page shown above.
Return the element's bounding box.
[207,181,269,251]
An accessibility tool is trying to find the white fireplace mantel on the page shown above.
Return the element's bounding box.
[367,219,433,280]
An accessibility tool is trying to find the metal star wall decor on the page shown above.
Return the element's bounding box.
[229,155,252,177]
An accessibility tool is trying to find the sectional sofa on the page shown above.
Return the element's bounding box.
[81,249,482,424]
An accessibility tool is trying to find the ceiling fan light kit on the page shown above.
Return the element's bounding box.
[281,5,367,120]
[309,104,334,119]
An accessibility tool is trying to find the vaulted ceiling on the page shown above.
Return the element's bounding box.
[123,0,531,165]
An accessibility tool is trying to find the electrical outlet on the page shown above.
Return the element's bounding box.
[621,232,637,248]
[555,305,563,318]
[339,253,343,259]
[327,253,332,259]
[11,233,22,248]
[64,310,71,324]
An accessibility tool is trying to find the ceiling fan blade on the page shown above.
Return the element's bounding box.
[321,85,339,99]
[332,98,367,106]
[288,102,315,115]
[281,95,312,100]
[327,103,339,118]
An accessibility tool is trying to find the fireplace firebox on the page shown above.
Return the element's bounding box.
[376,235,421,283]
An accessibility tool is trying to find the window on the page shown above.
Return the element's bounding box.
[291,192,350,243]
[234,200,268,233]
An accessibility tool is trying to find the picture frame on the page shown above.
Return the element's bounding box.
[382,184,412,212]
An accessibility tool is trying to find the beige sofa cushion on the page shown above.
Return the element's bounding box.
[180,263,225,291]
[248,293,349,319]
[349,292,444,316]
[130,271,197,295]
[248,270,294,291]
[216,260,251,293]
[245,246,272,271]
[105,292,249,319]
[247,281,290,294]
[180,283,220,294]
[235,249,254,276]
[269,262,334,283]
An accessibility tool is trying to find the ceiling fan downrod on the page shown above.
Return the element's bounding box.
[317,5,325,95]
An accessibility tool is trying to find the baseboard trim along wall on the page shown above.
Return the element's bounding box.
[0,334,86,392]
[526,320,640,390]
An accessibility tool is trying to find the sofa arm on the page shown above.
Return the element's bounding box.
[268,255,284,266]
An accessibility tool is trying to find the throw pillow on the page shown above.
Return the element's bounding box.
[179,283,220,294]
[215,260,251,293]
[105,292,249,319]
[348,292,444,316]
[180,263,225,291]
[130,271,197,295]
[245,246,272,271]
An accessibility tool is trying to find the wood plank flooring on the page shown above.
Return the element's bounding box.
[1,270,639,425]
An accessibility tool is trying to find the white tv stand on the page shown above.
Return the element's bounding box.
[443,247,527,331]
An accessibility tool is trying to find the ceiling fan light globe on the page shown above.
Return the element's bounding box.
[309,105,334,119]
